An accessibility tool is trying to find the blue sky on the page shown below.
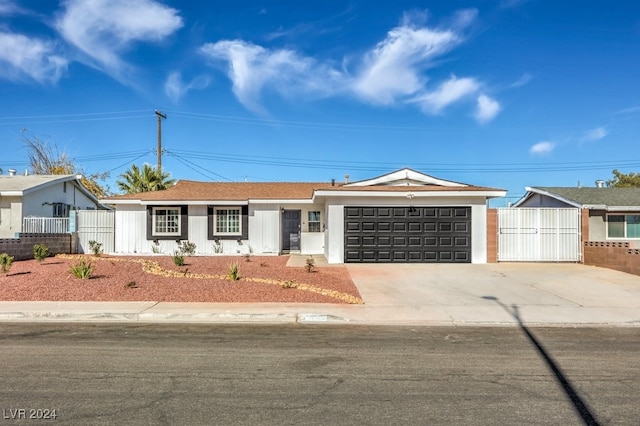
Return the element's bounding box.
[1,0,639,204]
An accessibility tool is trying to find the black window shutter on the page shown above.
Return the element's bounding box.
[146,206,153,240]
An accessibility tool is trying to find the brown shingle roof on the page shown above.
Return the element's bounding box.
[103,180,338,202]
[102,179,504,203]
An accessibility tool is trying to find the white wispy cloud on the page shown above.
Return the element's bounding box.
[0,1,22,15]
[410,75,480,114]
[202,9,500,121]
[510,73,532,88]
[352,22,463,104]
[613,106,640,115]
[475,93,501,123]
[529,141,555,156]
[55,0,183,81]
[581,126,608,142]
[499,0,531,9]
[0,32,68,84]
[200,40,340,114]
[164,71,210,102]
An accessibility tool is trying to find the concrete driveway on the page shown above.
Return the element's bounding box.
[1,260,639,326]
[345,263,640,326]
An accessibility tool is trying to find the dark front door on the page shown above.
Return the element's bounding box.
[282,210,301,251]
[344,206,472,263]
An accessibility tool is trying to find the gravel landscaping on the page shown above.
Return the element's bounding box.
[0,255,363,304]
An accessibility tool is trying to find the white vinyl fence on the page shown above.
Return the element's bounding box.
[76,210,115,254]
[498,208,581,262]
[22,217,69,233]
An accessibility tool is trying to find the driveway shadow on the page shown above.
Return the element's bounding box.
[483,296,601,426]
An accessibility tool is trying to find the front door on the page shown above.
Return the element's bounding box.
[282,210,301,251]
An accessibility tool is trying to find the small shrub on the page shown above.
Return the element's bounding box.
[33,243,49,262]
[124,281,137,289]
[213,241,223,254]
[151,241,162,254]
[178,240,197,256]
[305,256,315,273]
[244,245,254,262]
[281,279,297,289]
[228,262,240,281]
[70,258,94,279]
[0,253,14,275]
[171,251,185,266]
[88,240,103,257]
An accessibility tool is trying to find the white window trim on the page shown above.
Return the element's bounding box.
[606,213,640,239]
[52,203,69,218]
[213,207,242,236]
[152,207,181,236]
[308,211,321,232]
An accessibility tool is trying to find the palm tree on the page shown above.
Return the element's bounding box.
[117,164,176,194]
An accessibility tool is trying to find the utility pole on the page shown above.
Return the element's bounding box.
[155,110,167,173]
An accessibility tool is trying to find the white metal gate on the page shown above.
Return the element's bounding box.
[76,210,115,254]
[498,208,581,262]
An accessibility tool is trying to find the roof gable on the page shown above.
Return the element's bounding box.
[0,174,107,209]
[346,168,468,187]
[515,187,640,209]
[0,174,78,195]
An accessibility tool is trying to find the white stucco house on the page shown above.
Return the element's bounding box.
[101,168,506,264]
[0,172,105,238]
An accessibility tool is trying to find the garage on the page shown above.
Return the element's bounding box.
[344,206,472,263]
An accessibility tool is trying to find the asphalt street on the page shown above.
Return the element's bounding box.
[1,323,639,425]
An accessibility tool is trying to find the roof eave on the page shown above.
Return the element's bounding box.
[514,187,583,208]
[313,189,506,198]
[0,191,23,196]
[249,199,315,204]
[602,205,640,211]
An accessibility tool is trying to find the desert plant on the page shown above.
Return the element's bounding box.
[171,251,185,266]
[70,258,94,279]
[244,245,254,262]
[33,243,49,262]
[228,262,240,281]
[88,240,103,257]
[0,253,14,275]
[151,241,162,254]
[213,241,223,254]
[178,240,196,256]
[305,256,315,273]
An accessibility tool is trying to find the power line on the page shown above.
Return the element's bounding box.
[104,152,154,175]
[165,109,640,132]
[0,110,151,120]
[75,150,152,162]
[167,148,640,174]
[165,150,232,181]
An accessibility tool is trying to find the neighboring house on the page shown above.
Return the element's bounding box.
[514,186,640,247]
[102,168,505,264]
[0,171,105,238]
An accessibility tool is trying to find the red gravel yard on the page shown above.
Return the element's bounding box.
[0,255,362,304]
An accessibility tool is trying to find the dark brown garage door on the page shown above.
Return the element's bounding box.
[344,206,471,263]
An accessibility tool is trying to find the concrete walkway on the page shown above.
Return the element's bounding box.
[1,262,639,326]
